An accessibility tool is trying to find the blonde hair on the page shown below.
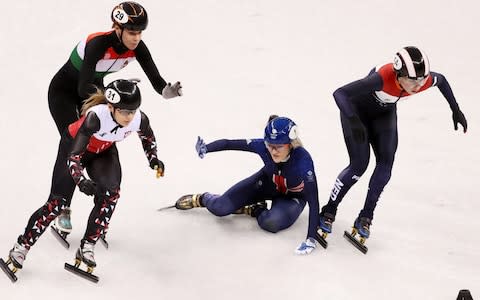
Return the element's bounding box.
[80,87,108,116]
[291,138,303,149]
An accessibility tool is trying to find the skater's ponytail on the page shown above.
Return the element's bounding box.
[80,87,108,116]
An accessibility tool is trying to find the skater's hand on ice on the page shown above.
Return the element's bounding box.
[452,108,467,133]
[294,237,317,255]
[78,178,97,196]
[149,158,165,178]
[162,81,182,99]
[195,136,207,159]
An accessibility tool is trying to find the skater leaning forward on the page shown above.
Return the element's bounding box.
[48,1,182,233]
[175,116,322,255]
[3,79,164,279]
[318,46,468,245]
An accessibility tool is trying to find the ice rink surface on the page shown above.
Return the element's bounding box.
[1,1,478,299]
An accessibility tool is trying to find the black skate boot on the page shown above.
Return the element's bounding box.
[234,201,267,217]
[175,194,204,210]
[319,212,335,234]
[343,217,372,254]
[316,212,335,249]
[353,217,372,239]
[0,242,29,282]
[65,240,99,283]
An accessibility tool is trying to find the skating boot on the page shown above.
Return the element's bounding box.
[353,217,371,239]
[76,240,96,269]
[0,242,29,282]
[175,194,204,210]
[65,240,99,283]
[55,208,72,233]
[343,217,371,254]
[316,212,335,249]
[51,208,72,249]
[234,201,267,217]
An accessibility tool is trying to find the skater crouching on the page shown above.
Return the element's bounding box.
[318,46,467,251]
[175,116,322,255]
[2,79,164,281]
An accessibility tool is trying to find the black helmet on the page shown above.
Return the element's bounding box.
[105,79,141,110]
[111,2,148,31]
[393,46,430,79]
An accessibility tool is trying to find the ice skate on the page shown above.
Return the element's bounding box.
[343,217,371,254]
[353,217,371,239]
[0,242,29,283]
[234,201,267,217]
[175,194,204,210]
[316,213,335,249]
[51,208,72,249]
[54,208,72,233]
[65,240,99,283]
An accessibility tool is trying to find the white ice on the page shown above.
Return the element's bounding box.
[1,0,479,299]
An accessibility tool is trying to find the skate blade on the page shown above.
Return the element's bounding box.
[100,234,109,249]
[51,226,70,249]
[0,258,18,283]
[343,230,368,254]
[315,232,328,249]
[64,262,99,283]
[157,204,176,211]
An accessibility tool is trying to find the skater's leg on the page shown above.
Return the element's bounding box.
[81,145,121,244]
[256,197,306,233]
[359,110,398,220]
[18,133,75,249]
[202,170,268,216]
[47,73,83,135]
[321,113,370,216]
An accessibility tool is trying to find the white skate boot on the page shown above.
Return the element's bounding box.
[76,240,96,268]
[9,242,29,269]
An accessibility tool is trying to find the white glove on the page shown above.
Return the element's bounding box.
[162,81,183,99]
[294,237,317,255]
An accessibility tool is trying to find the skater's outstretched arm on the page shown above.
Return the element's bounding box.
[138,111,164,177]
[430,72,467,133]
[195,137,262,158]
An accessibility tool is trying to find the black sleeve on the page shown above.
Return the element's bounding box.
[77,36,111,99]
[430,71,461,111]
[138,111,158,163]
[67,112,101,184]
[134,41,168,95]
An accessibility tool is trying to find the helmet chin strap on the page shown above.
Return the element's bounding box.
[115,27,128,52]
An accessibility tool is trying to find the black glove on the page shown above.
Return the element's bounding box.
[149,157,165,178]
[452,108,467,133]
[347,116,366,144]
[78,179,97,196]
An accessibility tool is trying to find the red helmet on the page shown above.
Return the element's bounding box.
[111,2,148,31]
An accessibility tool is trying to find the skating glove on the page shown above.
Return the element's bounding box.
[348,115,366,144]
[78,178,97,196]
[162,81,183,99]
[452,108,467,133]
[294,237,317,255]
[149,157,165,178]
[195,136,207,159]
